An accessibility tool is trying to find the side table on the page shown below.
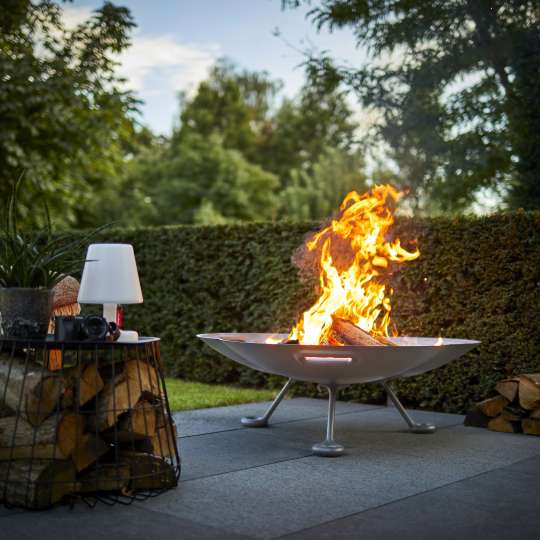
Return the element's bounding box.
[0,336,181,509]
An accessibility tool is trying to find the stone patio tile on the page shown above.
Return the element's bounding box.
[285,463,540,540]
[179,428,311,481]
[267,409,539,466]
[174,397,382,437]
[141,443,499,539]
[0,504,252,539]
[501,453,540,476]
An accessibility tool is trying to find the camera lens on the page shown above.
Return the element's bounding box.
[80,315,109,341]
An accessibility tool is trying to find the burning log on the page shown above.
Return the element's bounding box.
[331,318,394,346]
[465,373,540,436]
[0,354,65,426]
[0,460,76,509]
[287,186,419,346]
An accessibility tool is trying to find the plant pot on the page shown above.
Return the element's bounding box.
[0,288,53,339]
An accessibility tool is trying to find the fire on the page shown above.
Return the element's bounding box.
[289,185,419,345]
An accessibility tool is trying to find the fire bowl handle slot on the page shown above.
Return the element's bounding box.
[303,356,352,366]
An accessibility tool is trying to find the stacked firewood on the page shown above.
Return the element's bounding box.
[465,374,540,435]
[0,351,177,509]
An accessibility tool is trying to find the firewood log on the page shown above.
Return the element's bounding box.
[332,318,393,346]
[101,400,159,443]
[518,374,540,410]
[0,354,65,426]
[487,415,522,433]
[150,422,177,458]
[63,363,104,408]
[119,451,176,490]
[71,433,109,472]
[88,361,160,432]
[464,407,490,428]
[522,418,540,436]
[76,463,131,494]
[495,378,519,402]
[0,413,84,461]
[530,407,540,419]
[118,400,158,438]
[0,460,76,508]
[134,420,177,457]
[500,405,527,422]
[477,396,509,417]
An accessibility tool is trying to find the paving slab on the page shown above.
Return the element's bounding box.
[145,437,512,538]
[179,428,311,481]
[284,465,540,540]
[174,397,381,437]
[1,397,539,540]
[0,503,252,539]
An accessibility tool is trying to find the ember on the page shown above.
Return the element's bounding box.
[288,185,419,346]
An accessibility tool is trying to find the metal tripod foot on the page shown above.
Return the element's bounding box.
[312,385,345,457]
[241,378,294,427]
[382,381,436,434]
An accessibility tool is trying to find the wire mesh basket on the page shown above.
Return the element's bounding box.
[0,337,181,509]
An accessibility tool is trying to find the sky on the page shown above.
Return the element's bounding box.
[65,0,367,134]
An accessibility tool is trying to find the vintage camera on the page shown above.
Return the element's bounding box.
[54,315,115,342]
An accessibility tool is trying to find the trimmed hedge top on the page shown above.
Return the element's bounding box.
[84,212,540,414]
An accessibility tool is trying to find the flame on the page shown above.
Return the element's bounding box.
[289,185,419,345]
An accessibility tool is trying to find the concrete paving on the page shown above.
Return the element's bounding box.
[1,397,539,539]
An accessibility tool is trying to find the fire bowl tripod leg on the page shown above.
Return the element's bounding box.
[382,381,436,434]
[241,378,294,427]
[312,385,345,457]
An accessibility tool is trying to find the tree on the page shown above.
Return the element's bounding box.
[261,76,358,182]
[176,59,282,166]
[115,134,279,226]
[176,59,359,188]
[0,0,138,226]
[284,0,540,210]
[278,147,367,219]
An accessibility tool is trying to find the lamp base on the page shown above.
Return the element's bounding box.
[103,303,117,324]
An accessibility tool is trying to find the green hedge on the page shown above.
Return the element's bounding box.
[82,212,540,414]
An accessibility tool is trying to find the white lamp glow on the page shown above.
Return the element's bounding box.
[78,244,143,341]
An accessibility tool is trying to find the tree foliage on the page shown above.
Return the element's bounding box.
[284,0,540,210]
[109,59,365,226]
[0,0,138,226]
[278,147,367,219]
[110,133,280,226]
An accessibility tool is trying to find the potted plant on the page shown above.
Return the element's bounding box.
[0,181,100,339]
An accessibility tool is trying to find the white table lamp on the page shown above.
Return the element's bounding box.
[78,244,143,341]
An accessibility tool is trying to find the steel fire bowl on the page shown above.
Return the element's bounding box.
[197,333,480,386]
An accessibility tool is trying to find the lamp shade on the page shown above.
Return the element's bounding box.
[78,244,143,304]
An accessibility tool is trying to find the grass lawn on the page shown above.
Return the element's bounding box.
[165,378,275,411]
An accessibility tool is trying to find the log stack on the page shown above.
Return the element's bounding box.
[464,374,540,435]
[0,350,178,509]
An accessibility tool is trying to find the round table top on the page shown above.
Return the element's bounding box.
[0,335,160,349]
